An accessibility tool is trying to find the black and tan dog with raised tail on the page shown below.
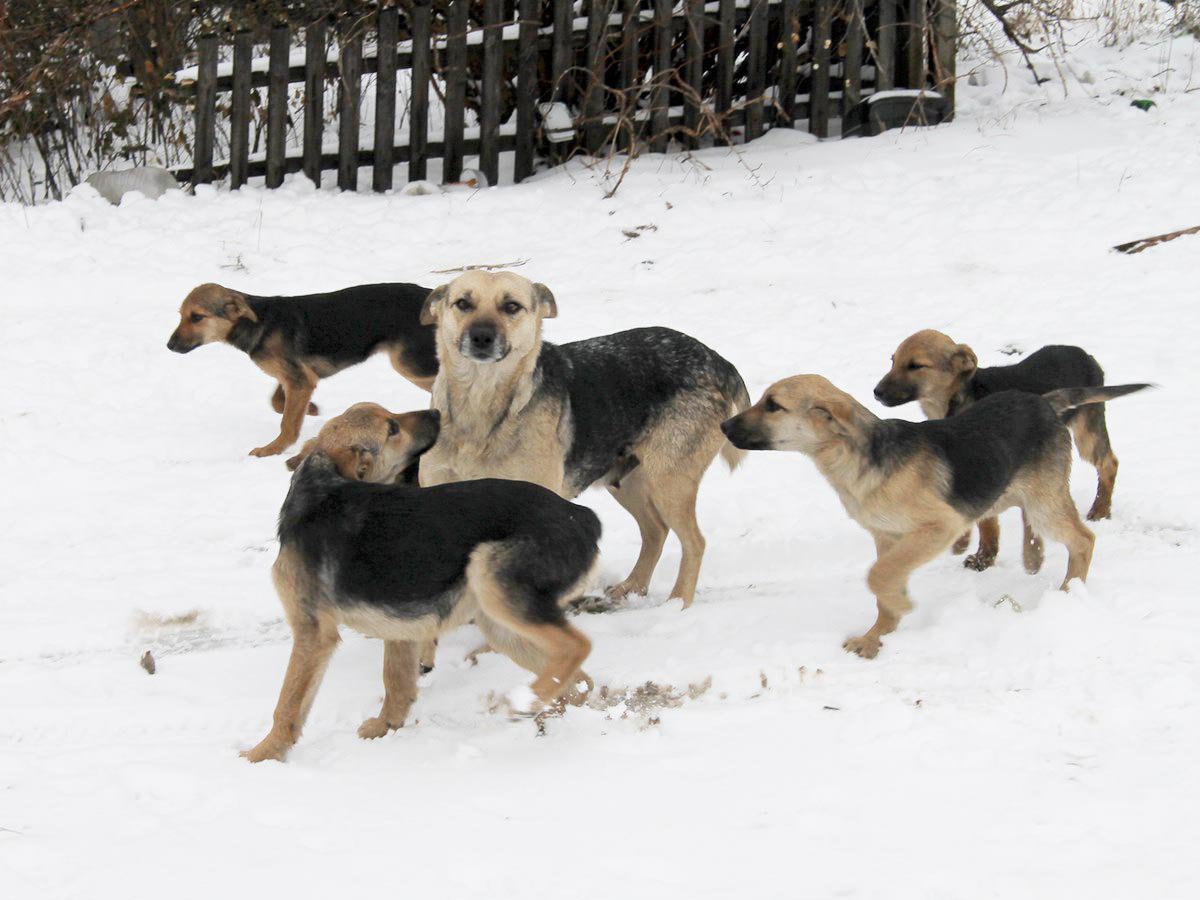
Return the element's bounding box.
[167,282,437,457]
[722,377,1150,660]
[242,407,600,763]
[874,331,1132,573]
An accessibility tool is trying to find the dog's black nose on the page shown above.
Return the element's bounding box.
[873,386,886,401]
[470,329,495,351]
[427,409,441,423]
[720,419,734,437]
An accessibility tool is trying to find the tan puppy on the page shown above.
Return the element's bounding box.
[417,270,749,608]
[723,375,1145,658]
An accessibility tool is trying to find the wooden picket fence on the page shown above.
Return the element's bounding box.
[174,0,956,191]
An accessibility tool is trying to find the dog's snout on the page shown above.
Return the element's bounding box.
[427,409,441,424]
[720,418,735,437]
[469,326,496,350]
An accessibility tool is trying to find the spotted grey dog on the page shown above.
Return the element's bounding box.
[418,270,749,608]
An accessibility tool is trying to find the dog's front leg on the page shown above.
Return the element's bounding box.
[252,369,317,457]
[358,640,420,739]
[242,617,339,762]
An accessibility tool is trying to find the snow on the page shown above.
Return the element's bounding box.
[3,28,1200,900]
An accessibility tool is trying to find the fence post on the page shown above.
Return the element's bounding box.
[649,0,671,152]
[810,0,832,137]
[444,0,468,182]
[745,0,768,141]
[933,0,957,115]
[778,0,800,126]
[551,0,574,105]
[514,0,539,182]
[716,0,734,142]
[907,0,928,89]
[842,1,865,122]
[373,6,399,192]
[683,0,703,149]
[192,31,217,185]
[303,20,326,187]
[876,0,896,91]
[584,0,609,154]
[229,29,252,189]
[480,0,503,184]
[410,0,432,182]
[337,20,363,191]
[267,22,289,189]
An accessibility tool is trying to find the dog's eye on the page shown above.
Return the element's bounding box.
[907,362,925,371]
[189,312,205,324]
[501,301,522,315]
[386,419,400,437]
[764,397,783,413]
[454,299,473,312]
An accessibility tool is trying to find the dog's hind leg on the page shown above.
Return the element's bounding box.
[964,516,1000,571]
[845,524,957,659]
[475,616,592,705]
[951,530,972,555]
[649,473,707,609]
[358,640,420,739]
[605,469,668,601]
[1070,405,1118,520]
[1021,508,1045,574]
[271,383,319,417]
[242,613,340,763]
[252,366,318,457]
[1023,482,1095,591]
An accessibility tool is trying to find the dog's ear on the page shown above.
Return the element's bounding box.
[811,396,865,440]
[421,285,449,326]
[222,291,258,323]
[285,437,319,471]
[532,283,557,319]
[949,343,977,376]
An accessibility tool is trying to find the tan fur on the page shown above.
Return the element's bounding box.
[420,270,736,608]
[727,375,1095,659]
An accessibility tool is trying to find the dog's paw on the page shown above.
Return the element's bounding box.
[963,552,996,572]
[842,635,881,659]
[1085,504,1111,522]
[306,402,320,416]
[504,685,545,719]
[604,580,648,601]
[249,442,287,458]
[357,717,396,740]
[951,533,971,555]
[240,737,289,763]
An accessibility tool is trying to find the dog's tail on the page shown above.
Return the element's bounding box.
[1043,383,1153,416]
[720,374,753,472]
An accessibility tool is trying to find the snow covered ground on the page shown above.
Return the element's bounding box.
[3,28,1199,900]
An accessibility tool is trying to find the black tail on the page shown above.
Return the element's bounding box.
[1043,383,1153,416]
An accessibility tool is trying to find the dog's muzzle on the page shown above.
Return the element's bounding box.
[872,379,914,406]
[167,331,197,353]
[460,324,508,362]
[720,416,772,451]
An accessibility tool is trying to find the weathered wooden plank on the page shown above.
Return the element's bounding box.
[303,21,326,186]
[480,0,503,184]
[649,0,671,152]
[584,0,609,153]
[266,23,289,188]
[337,22,363,191]
[373,6,398,191]
[809,0,832,137]
[551,0,574,104]
[745,0,768,140]
[192,31,217,185]
[842,0,865,121]
[229,30,252,189]
[907,0,927,89]
[877,0,896,91]
[933,0,956,113]
[716,0,734,140]
[778,0,800,125]
[683,0,703,149]
[514,0,539,182]
[409,0,432,182]
[443,0,468,182]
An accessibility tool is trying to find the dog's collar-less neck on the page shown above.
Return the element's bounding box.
[227,316,267,356]
[435,337,544,438]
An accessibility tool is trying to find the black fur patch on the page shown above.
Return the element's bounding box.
[228,282,438,378]
[953,345,1103,416]
[279,455,601,625]
[873,391,1064,517]
[534,327,747,494]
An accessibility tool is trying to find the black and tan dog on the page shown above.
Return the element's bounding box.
[874,330,1127,572]
[242,407,600,763]
[722,376,1149,659]
[416,270,749,608]
[167,282,437,457]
